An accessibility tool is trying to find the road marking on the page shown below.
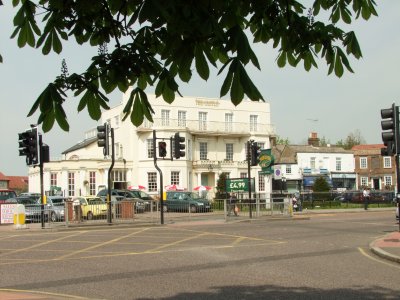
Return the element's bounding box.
[0,231,87,257]
[358,247,400,269]
[144,232,208,253]
[0,288,89,299]
[56,227,150,259]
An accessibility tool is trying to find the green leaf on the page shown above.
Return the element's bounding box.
[42,34,52,55]
[277,51,286,68]
[86,91,102,120]
[42,112,55,133]
[230,69,244,106]
[334,51,344,77]
[52,30,62,54]
[195,45,209,80]
[54,105,69,131]
[220,69,233,98]
[131,93,144,126]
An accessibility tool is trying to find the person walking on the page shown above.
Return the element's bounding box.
[363,187,370,210]
[227,193,238,216]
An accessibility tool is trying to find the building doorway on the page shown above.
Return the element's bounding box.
[372,178,380,190]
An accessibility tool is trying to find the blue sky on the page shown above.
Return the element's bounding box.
[1,2,399,175]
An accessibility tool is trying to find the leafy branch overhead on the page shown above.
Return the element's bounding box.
[9,0,377,132]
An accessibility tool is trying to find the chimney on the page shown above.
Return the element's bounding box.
[308,132,320,146]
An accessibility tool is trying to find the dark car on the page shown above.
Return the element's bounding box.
[97,189,146,213]
[129,190,156,211]
[165,191,212,213]
[0,189,17,203]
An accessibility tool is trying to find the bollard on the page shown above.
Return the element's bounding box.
[13,204,26,229]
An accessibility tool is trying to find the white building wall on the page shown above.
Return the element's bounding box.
[29,92,275,198]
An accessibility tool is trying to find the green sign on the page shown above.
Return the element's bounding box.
[226,178,255,192]
[259,149,274,174]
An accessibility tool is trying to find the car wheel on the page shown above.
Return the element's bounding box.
[87,211,93,220]
[190,205,196,213]
[50,212,57,222]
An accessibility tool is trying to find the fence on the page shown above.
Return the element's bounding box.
[0,197,292,228]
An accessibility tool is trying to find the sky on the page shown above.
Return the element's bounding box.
[1,2,400,176]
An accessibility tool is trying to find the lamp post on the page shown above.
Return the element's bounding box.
[281,177,286,194]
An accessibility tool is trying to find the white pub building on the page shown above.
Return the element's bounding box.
[28,92,276,199]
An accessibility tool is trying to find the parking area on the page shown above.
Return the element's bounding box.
[0,225,285,265]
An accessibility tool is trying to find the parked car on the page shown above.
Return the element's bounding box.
[97,189,146,213]
[73,196,108,220]
[129,189,156,211]
[5,196,66,223]
[165,191,212,213]
[0,189,17,203]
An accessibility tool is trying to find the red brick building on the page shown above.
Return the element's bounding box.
[352,144,397,191]
[0,172,28,193]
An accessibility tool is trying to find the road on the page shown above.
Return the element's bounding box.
[0,210,399,299]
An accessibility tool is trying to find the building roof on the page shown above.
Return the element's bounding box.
[7,176,28,190]
[352,144,384,156]
[62,136,97,154]
[272,144,351,164]
[0,172,8,181]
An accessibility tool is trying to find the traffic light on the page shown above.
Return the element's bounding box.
[97,123,109,156]
[381,104,399,156]
[158,141,167,158]
[174,132,185,159]
[18,127,39,165]
[251,142,261,166]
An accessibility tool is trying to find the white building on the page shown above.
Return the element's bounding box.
[29,92,276,198]
[271,133,355,192]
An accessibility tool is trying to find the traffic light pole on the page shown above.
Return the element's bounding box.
[39,134,45,229]
[153,130,164,225]
[396,155,400,233]
[107,128,115,225]
[247,141,253,219]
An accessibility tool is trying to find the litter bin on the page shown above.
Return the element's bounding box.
[73,199,82,222]
[120,200,134,219]
[13,204,26,229]
[65,200,74,221]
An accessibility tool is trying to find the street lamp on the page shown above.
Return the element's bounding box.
[281,177,286,194]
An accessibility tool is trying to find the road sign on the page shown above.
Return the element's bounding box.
[226,178,255,192]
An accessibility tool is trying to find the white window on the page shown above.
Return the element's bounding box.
[310,157,316,169]
[147,139,154,158]
[258,172,265,191]
[225,113,233,132]
[258,142,265,149]
[171,171,180,185]
[384,176,392,187]
[383,157,391,168]
[89,171,96,195]
[161,109,170,126]
[360,157,367,169]
[115,143,123,158]
[111,170,126,182]
[199,112,207,130]
[285,165,292,174]
[114,115,120,128]
[250,115,258,131]
[226,143,233,161]
[200,142,208,160]
[68,172,75,197]
[148,172,157,192]
[336,157,342,171]
[360,176,368,187]
[178,111,186,127]
[240,172,247,178]
[50,173,57,187]
[244,142,249,160]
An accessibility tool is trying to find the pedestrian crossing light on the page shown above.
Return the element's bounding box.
[174,132,185,159]
[97,123,110,156]
[381,103,399,156]
[158,141,167,158]
[251,142,261,166]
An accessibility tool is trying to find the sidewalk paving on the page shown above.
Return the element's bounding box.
[369,230,400,264]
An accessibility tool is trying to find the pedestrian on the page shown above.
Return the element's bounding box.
[363,187,370,210]
[227,193,238,216]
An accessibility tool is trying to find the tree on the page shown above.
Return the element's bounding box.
[276,135,290,145]
[336,129,366,150]
[313,176,330,192]
[216,172,228,199]
[7,0,377,132]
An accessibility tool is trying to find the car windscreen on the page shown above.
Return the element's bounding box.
[50,198,66,205]
[0,191,17,200]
